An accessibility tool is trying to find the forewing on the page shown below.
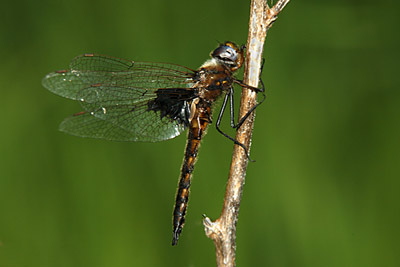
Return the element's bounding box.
[42,54,196,99]
[42,70,85,100]
[69,54,195,89]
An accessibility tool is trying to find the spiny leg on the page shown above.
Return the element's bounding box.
[215,59,266,159]
[232,58,266,130]
[215,90,254,161]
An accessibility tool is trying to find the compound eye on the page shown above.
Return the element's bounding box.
[212,45,238,62]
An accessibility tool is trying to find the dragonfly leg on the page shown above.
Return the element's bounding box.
[232,58,266,130]
[215,90,255,162]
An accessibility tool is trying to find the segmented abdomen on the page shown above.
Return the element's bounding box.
[172,107,209,246]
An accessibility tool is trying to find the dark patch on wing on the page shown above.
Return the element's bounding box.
[147,88,197,127]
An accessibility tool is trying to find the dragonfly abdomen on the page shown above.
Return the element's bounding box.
[172,105,210,245]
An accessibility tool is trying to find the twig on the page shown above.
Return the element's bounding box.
[203,0,290,266]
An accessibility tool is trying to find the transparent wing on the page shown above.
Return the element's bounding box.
[60,107,186,142]
[42,70,85,100]
[70,53,194,74]
[42,54,196,100]
[42,54,197,141]
[74,84,191,141]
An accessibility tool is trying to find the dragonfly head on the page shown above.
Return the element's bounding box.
[211,41,244,72]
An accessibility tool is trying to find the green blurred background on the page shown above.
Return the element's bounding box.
[1,0,399,266]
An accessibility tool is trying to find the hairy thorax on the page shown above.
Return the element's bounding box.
[196,59,234,104]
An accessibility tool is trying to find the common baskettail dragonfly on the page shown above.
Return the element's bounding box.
[42,41,264,245]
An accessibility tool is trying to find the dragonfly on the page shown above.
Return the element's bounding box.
[42,41,264,245]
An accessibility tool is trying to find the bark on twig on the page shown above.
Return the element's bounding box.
[203,1,290,266]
